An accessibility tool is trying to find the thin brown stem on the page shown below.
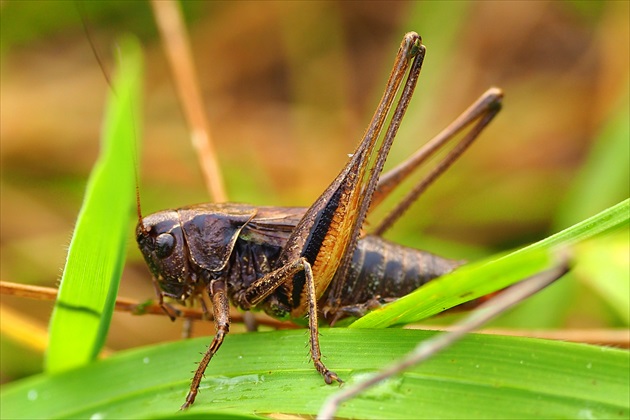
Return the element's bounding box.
[150,0,227,202]
[407,325,630,348]
[0,281,293,329]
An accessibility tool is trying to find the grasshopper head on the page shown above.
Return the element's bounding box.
[136,211,194,301]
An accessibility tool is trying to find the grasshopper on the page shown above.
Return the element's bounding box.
[136,32,504,409]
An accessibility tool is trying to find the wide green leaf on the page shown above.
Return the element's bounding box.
[2,329,628,419]
[45,37,142,373]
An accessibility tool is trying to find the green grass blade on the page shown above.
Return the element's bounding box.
[45,37,143,373]
[514,198,629,255]
[350,199,629,329]
[2,329,628,419]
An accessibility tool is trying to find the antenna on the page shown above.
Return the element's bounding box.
[77,1,147,233]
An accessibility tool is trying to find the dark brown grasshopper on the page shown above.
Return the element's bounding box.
[136,32,503,410]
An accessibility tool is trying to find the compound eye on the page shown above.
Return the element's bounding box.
[155,233,175,259]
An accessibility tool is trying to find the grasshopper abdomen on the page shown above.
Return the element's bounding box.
[321,235,462,323]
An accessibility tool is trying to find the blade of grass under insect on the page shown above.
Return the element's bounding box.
[1,329,627,419]
[45,37,142,373]
[317,263,571,420]
[350,199,629,329]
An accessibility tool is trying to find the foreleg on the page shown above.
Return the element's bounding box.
[181,280,230,410]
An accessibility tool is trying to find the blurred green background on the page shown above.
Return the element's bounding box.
[1,1,628,384]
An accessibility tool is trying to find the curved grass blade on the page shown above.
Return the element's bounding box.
[45,37,143,373]
[1,329,628,419]
[350,199,629,329]
[1,328,630,418]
